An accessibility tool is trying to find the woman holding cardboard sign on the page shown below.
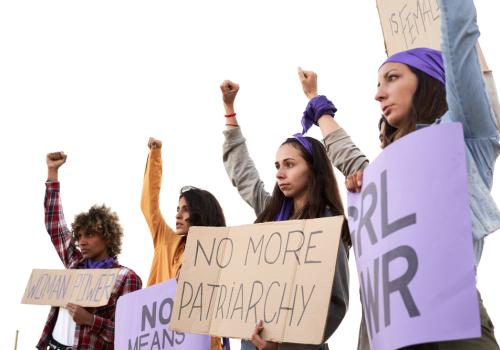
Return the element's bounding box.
[37,152,142,350]
[220,81,350,350]
[302,0,500,348]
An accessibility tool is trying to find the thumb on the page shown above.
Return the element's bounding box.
[298,67,306,79]
[356,171,363,187]
[220,80,231,92]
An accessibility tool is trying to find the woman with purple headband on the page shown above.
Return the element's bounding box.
[220,80,351,350]
[301,0,499,348]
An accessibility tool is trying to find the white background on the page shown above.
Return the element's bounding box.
[0,1,498,348]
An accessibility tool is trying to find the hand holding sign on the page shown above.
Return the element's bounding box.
[298,67,318,100]
[67,303,94,326]
[251,321,278,350]
[345,169,364,193]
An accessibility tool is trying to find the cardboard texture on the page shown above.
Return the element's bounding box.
[376,0,489,71]
[171,217,344,345]
[22,268,120,307]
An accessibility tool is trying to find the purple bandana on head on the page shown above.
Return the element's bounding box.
[383,47,445,85]
[292,133,313,156]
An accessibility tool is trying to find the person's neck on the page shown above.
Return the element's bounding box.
[90,253,110,262]
[292,194,308,217]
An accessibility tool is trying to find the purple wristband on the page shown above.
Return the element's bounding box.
[301,95,337,134]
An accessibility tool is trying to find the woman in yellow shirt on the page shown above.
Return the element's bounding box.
[141,137,227,350]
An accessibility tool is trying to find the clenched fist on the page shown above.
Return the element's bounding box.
[148,137,162,150]
[46,152,67,169]
[298,67,318,100]
[220,80,240,107]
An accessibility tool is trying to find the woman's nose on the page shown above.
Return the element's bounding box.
[276,168,285,180]
[375,84,386,102]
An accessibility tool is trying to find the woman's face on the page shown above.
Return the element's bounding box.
[175,196,191,235]
[375,62,418,128]
[275,143,310,200]
[78,229,109,261]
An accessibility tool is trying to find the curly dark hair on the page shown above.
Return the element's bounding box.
[71,204,123,258]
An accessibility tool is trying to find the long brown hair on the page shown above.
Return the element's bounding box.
[378,116,397,148]
[180,188,226,227]
[255,137,351,248]
[387,66,448,146]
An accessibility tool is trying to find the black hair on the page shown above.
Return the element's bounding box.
[180,188,226,227]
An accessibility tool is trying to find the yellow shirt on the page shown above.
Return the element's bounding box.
[141,148,223,350]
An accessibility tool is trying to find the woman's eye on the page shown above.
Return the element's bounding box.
[388,75,398,81]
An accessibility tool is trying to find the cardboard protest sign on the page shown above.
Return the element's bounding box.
[348,123,480,350]
[115,279,211,350]
[22,268,120,307]
[376,0,440,55]
[376,0,489,71]
[171,217,344,345]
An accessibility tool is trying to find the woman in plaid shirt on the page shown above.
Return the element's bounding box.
[37,152,142,350]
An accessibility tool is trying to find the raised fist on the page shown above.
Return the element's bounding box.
[46,152,67,169]
[220,80,240,106]
[298,67,318,100]
[148,137,162,150]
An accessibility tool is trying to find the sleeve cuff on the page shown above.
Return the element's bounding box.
[90,314,104,333]
[223,126,246,146]
[45,181,60,191]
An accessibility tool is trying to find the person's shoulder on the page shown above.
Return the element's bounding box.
[116,265,140,277]
[113,264,142,285]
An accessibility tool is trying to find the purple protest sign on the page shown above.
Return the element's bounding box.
[348,123,480,350]
[115,278,211,349]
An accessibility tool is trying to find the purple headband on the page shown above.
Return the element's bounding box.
[292,133,313,155]
[383,47,445,85]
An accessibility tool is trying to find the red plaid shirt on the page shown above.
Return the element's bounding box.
[37,181,142,349]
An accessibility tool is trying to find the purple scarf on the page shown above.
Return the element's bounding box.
[274,196,293,222]
[301,95,337,134]
[83,257,116,269]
